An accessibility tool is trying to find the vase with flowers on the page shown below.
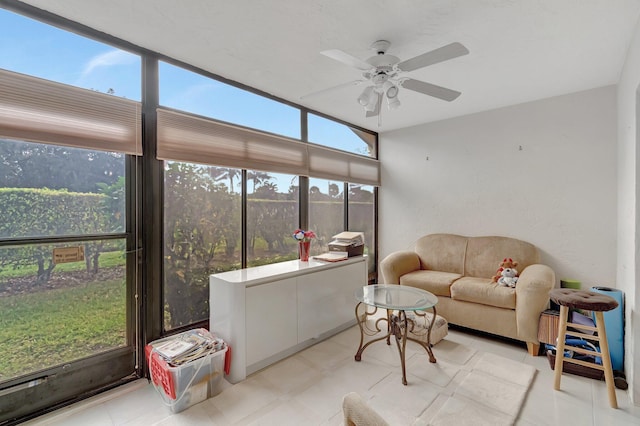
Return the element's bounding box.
[292,229,316,261]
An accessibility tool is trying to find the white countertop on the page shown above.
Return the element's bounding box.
[210,256,366,286]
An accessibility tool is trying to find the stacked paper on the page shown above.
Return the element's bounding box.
[153,329,226,366]
[330,231,364,247]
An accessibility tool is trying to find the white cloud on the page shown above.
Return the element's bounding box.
[81,49,137,76]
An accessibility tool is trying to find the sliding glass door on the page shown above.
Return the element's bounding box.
[0,140,139,421]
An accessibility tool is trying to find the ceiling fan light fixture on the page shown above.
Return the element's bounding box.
[387,96,401,109]
[383,81,399,99]
[364,91,379,112]
[357,86,374,106]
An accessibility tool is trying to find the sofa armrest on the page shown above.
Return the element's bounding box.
[515,264,556,343]
[379,251,421,284]
[343,392,389,426]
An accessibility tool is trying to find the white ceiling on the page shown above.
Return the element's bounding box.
[18,0,640,132]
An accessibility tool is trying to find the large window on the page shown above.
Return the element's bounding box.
[159,61,300,138]
[308,113,376,157]
[247,171,299,266]
[349,183,376,279]
[163,163,241,330]
[158,62,379,331]
[309,178,345,255]
[0,9,140,101]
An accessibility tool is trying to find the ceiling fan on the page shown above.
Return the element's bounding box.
[302,40,469,120]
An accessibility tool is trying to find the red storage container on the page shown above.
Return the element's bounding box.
[145,329,228,413]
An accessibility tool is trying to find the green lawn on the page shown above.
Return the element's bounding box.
[0,277,126,380]
[0,250,125,280]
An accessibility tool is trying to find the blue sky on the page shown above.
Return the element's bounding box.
[0,7,372,193]
[0,8,141,100]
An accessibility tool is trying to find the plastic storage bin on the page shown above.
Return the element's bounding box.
[146,329,228,413]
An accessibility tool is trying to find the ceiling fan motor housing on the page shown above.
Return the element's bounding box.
[370,40,391,54]
[371,71,391,85]
[365,42,400,86]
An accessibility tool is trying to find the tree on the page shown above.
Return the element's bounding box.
[328,183,341,198]
[0,189,114,284]
[211,167,241,193]
[348,184,373,202]
[309,185,322,200]
[0,139,123,193]
[80,177,127,274]
[163,162,241,327]
[247,170,271,192]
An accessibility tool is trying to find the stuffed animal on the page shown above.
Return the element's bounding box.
[491,258,519,283]
[497,267,519,288]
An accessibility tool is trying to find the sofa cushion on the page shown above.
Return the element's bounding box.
[464,236,540,278]
[450,276,516,309]
[414,233,467,274]
[399,270,462,297]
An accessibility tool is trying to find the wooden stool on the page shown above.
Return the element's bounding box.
[549,288,619,408]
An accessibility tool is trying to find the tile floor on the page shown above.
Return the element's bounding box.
[23,326,640,425]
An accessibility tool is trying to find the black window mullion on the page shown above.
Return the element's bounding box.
[241,169,248,268]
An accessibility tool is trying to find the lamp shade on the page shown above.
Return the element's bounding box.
[387,96,400,109]
[364,91,379,112]
[383,81,399,99]
[357,86,374,106]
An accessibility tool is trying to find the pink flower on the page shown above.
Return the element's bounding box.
[293,229,316,242]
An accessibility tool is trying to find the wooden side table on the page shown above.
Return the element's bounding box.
[538,309,560,345]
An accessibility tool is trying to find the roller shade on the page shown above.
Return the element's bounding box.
[157,108,380,186]
[308,144,380,186]
[0,68,142,155]
[157,108,308,176]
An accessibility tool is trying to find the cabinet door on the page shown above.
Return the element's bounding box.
[297,260,366,342]
[246,278,298,366]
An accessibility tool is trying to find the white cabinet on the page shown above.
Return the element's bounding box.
[245,278,297,365]
[210,257,367,383]
[297,262,364,342]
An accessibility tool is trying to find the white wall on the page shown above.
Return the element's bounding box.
[379,86,617,289]
[617,12,640,404]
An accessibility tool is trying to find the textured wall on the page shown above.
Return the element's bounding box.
[617,12,640,404]
[379,86,617,289]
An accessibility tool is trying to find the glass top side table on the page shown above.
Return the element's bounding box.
[354,284,439,385]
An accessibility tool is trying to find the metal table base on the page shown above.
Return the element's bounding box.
[354,303,437,385]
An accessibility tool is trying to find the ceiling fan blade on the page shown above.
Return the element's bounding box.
[397,42,469,72]
[321,49,373,71]
[365,94,382,118]
[402,78,462,102]
[300,80,364,100]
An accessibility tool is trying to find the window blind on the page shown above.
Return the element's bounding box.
[157,108,308,176]
[0,68,142,155]
[157,108,380,186]
[307,144,380,186]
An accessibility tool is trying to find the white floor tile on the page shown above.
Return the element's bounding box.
[208,375,279,424]
[21,325,640,426]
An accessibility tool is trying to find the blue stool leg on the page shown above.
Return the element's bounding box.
[594,311,617,408]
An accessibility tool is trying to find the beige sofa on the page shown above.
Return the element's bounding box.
[380,233,556,355]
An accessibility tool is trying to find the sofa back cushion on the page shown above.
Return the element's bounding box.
[464,236,540,278]
[415,233,467,274]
